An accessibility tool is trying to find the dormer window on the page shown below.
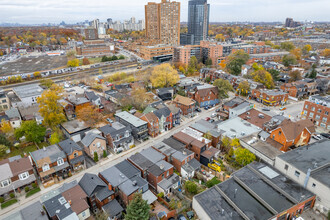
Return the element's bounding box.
[19,172,29,180]
[42,163,50,172]
[57,158,64,166]
[0,179,10,188]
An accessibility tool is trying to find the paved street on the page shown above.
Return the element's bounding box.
[0,105,219,218]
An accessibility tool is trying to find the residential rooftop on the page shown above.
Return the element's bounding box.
[115,111,147,128]
[61,119,89,134]
[217,117,261,139]
[13,84,43,99]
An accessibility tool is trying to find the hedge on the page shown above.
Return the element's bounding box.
[1,199,18,209]
[26,187,41,198]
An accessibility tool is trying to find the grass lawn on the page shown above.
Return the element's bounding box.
[26,187,41,198]
[1,199,18,209]
[1,142,49,160]
[79,57,103,66]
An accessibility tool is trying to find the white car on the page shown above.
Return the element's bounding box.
[312,134,323,140]
[211,113,217,118]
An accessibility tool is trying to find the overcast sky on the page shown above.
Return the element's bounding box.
[1,0,329,24]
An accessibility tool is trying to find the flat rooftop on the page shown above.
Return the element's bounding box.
[13,84,43,99]
[217,117,261,139]
[115,111,147,128]
[277,139,330,188]
[194,162,314,220]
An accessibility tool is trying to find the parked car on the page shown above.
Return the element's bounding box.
[279,107,286,111]
[205,117,211,121]
[320,133,330,139]
[178,214,187,220]
[204,106,209,110]
[312,134,323,140]
[209,119,215,123]
[211,113,217,118]
[106,118,114,123]
[186,211,194,219]
[262,107,270,111]
[215,108,220,112]
[195,108,202,112]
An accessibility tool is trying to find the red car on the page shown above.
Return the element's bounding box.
[205,117,211,121]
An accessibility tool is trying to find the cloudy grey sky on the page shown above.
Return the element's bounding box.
[1,0,329,24]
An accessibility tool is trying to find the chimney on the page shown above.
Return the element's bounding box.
[68,200,72,205]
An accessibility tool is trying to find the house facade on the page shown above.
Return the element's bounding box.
[58,139,86,171]
[0,156,37,196]
[302,95,330,130]
[173,95,196,116]
[251,89,289,106]
[81,133,107,159]
[30,145,70,187]
[99,122,135,152]
[190,85,219,107]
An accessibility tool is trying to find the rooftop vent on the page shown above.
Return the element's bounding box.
[160,164,164,170]
[132,180,137,186]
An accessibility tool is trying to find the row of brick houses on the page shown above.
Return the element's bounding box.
[250,89,289,106]
[302,95,330,130]
[280,80,319,99]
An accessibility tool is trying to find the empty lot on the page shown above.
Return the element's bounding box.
[0,55,67,76]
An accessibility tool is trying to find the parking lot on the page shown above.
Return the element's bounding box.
[0,55,67,75]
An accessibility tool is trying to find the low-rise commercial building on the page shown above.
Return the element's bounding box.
[274,139,330,214]
[193,162,316,220]
[251,89,289,106]
[139,44,173,60]
[302,95,330,130]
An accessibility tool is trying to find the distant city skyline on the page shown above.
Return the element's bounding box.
[1,0,329,24]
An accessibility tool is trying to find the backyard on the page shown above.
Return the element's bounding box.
[0,142,49,160]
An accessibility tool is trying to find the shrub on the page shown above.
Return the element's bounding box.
[32,183,38,188]
[94,152,99,162]
[0,197,4,203]
[9,193,15,198]
[26,187,41,198]
[206,177,221,188]
[1,199,18,209]
[25,186,30,192]
[103,150,107,158]
[185,181,197,194]
[157,192,164,198]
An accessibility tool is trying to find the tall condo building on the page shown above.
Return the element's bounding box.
[187,0,210,45]
[145,0,181,45]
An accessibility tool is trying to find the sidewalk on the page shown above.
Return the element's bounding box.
[0,106,217,218]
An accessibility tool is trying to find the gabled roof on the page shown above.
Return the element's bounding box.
[173,132,196,145]
[61,185,89,215]
[195,85,218,97]
[85,91,99,102]
[58,139,82,155]
[173,95,195,106]
[115,160,140,179]
[78,173,111,198]
[81,133,105,147]
[273,119,315,141]
[128,153,154,171]
[5,108,21,120]
[99,122,131,137]
[153,107,171,119]
[102,199,124,218]
[30,145,66,166]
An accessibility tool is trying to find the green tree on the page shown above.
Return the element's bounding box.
[234,147,256,166]
[268,69,280,81]
[0,134,11,147]
[309,64,317,79]
[221,136,231,153]
[125,193,150,220]
[282,54,297,67]
[203,131,212,140]
[49,131,60,145]
[289,70,302,82]
[213,79,234,99]
[237,81,250,96]
[119,55,125,59]
[103,150,107,158]
[302,44,312,55]
[205,58,212,67]
[185,181,197,194]
[188,56,198,75]
[14,121,46,145]
[111,55,118,60]
[280,42,295,51]
[226,50,249,75]
[94,151,99,162]
[206,177,221,188]
[231,138,241,148]
[40,79,54,88]
[0,145,9,156]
